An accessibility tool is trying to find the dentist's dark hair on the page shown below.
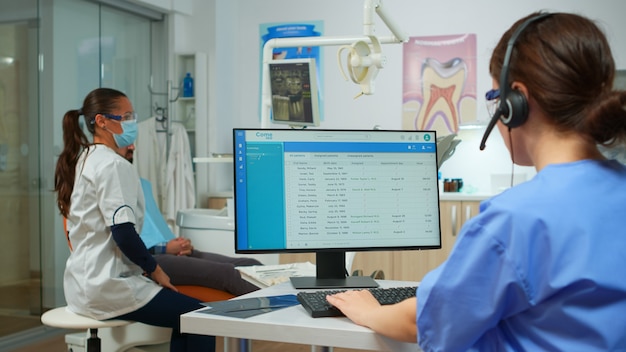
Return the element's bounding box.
[54,88,127,217]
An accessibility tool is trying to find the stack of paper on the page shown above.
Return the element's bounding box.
[236,262,316,288]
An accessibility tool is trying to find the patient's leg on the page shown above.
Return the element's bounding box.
[154,253,260,296]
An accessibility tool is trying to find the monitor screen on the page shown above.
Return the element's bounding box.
[233,129,441,288]
[269,58,320,127]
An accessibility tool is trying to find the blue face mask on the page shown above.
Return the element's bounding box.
[112,119,138,148]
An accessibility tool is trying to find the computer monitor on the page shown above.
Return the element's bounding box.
[268,58,320,127]
[233,129,441,289]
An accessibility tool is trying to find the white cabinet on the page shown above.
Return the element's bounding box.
[174,52,208,206]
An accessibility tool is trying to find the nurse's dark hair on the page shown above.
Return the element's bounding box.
[489,12,626,145]
[54,88,127,218]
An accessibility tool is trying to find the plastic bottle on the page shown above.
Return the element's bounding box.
[450,179,459,192]
[182,72,194,97]
[455,178,464,192]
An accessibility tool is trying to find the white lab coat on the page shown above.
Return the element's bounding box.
[135,117,195,235]
[164,122,196,234]
[64,144,160,320]
[135,117,167,210]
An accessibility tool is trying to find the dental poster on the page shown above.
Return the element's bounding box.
[402,34,477,134]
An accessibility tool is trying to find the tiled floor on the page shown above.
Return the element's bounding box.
[0,280,43,338]
[0,315,42,337]
[11,334,363,352]
[8,333,67,352]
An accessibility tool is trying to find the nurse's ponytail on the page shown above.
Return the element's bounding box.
[54,88,127,217]
[55,109,89,217]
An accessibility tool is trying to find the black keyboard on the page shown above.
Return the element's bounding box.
[296,286,417,318]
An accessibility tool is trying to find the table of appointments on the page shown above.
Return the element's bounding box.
[283,152,438,249]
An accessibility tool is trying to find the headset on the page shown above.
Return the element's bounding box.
[479,13,552,150]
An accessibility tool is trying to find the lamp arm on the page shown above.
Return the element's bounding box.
[363,0,377,37]
[374,0,409,42]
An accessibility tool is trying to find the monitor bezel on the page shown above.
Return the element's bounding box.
[268,58,321,128]
[232,128,442,255]
[232,128,442,288]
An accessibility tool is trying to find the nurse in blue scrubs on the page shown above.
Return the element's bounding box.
[327,12,626,352]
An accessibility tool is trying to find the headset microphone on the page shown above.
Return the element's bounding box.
[479,13,551,151]
[479,106,502,150]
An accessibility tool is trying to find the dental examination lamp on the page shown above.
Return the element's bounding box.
[260,0,408,128]
[337,35,384,98]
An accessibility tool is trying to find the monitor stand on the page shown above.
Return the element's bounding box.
[289,251,379,289]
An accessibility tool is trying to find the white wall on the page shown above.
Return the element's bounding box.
[177,0,626,196]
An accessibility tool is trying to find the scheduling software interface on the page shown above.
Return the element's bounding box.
[233,129,441,253]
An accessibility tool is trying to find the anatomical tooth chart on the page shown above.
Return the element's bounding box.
[402,34,477,134]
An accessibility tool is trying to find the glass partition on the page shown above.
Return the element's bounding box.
[0,0,42,339]
[0,0,164,346]
[101,5,152,120]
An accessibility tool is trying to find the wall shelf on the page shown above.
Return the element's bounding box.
[193,157,233,163]
[175,52,208,205]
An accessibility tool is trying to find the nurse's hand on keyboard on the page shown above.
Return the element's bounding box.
[324,288,419,343]
[326,290,381,324]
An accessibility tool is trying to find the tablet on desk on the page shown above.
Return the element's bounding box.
[198,294,299,319]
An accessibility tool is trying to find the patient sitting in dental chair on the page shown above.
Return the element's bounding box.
[140,177,262,296]
[125,140,261,296]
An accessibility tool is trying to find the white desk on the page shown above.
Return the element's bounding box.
[180,280,421,351]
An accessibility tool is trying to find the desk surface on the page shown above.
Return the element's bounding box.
[181,280,421,351]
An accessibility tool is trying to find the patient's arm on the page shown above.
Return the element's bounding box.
[166,237,193,256]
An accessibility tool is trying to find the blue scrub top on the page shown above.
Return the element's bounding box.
[417,159,626,351]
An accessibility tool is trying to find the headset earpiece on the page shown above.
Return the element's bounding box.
[479,12,551,150]
[501,89,528,128]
